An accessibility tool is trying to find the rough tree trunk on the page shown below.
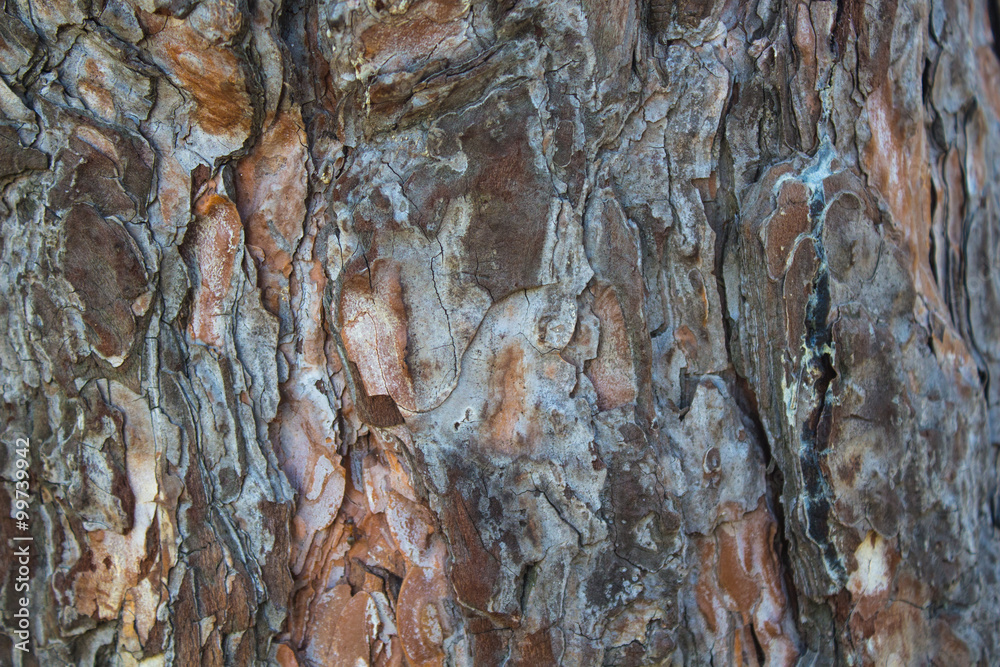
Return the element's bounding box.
[2,0,1000,663]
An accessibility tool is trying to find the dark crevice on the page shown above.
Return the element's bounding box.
[519,562,537,613]
[988,0,1000,63]
[832,0,860,60]
[921,56,934,109]
[748,623,766,664]
[929,178,939,289]
[677,371,700,415]
[713,124,805,649]
[991,475,1000,529]
[800,189,846,582]
[728,368,804,650]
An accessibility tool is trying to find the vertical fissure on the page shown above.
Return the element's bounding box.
[713,139,806,650]
[798,185,845,584]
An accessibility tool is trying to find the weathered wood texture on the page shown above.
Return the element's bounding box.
[1,0,1000,663]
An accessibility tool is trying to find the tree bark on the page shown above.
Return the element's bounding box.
[2,0,1000,663]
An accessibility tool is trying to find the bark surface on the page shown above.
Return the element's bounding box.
[1,0,1000,663]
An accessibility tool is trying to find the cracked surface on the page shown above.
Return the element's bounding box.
[1,0,999,663]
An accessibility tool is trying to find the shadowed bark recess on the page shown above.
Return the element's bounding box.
[1,0,999,663]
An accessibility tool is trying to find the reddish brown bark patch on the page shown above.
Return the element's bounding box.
[694,500,799,666]
[440,484,518,626]
[235,109,308,315]
[586,285,637,411]
[149,20,253,142]
[765,180,811,279]
[185,190,242,347]
[398,566,450,667]
[482,343,535,454]
[406,86,552,301]
[63,204,147,362]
